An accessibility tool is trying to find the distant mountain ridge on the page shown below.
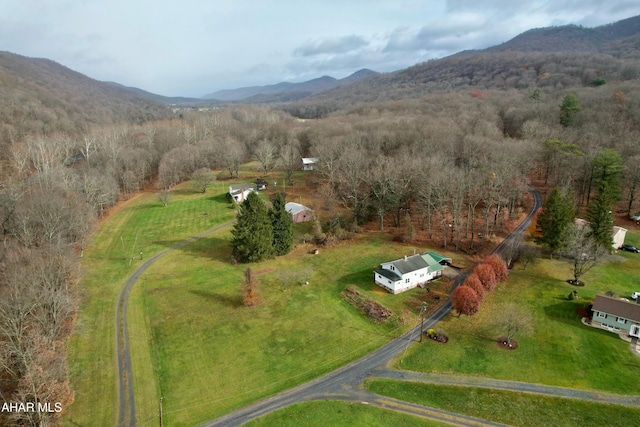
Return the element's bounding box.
[202,69,377,101]
[105,82,219,106]
[486,14,640,53]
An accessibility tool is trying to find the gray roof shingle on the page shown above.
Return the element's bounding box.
[593,294,640,322]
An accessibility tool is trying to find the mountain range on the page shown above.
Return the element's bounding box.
[202,68,377,102]
[1,13,639,130]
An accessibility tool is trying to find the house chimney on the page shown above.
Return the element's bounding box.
[404,255,407,261]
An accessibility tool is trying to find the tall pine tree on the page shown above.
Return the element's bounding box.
[269,193,294,256]
[535,186,575,255]
[587,183,615,249]
[231,192,274,263]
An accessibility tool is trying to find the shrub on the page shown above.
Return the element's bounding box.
[485,254,509,282]
[474,263,498,291]
[463,273,485,302]
[451,285,479,316]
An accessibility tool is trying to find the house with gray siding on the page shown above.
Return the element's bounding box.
[591,294,640,338]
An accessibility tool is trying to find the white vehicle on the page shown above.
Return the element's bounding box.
[632,292,640,300]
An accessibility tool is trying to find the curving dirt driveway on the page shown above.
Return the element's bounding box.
[115,220,236,426]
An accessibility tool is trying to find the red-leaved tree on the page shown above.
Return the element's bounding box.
[451,285,479,316]
[474,263,497,292]
[463,273,485,302]
[485,254,509,282]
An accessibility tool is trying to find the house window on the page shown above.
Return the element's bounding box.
[405,278,410,284]
[617,317,627,324]
[390,266,395,271]
[597,312,607,319]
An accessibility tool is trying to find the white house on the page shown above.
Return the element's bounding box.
[302,158,318,171]
[229,184,256,202]
[374,253,444,294]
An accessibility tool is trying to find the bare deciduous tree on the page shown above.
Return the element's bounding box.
[562,222,607,284]
[191,167,216,193]
[157,189,171,207]
[255,141,276,176]
[494,303,533,346]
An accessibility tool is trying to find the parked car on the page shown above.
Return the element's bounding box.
[632,292,640,300]
[620,244,640,253]
[630,212,640,222]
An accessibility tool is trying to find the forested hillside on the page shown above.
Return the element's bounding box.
[0,51,172,146]
[284,16,640,117]
[1,14,640,426]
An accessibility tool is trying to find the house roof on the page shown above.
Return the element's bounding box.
[285,202,312,215]
[613,226,627,238]
[302,157,318,165]
[420,253,444,272]
[423,252,452,265]
[375,269,402,282]
[387,254,429,275]
[229,183,255,194]
[593,294,640,322]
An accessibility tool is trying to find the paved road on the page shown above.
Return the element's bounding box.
[202,189,543,426]
[115,219,236,427]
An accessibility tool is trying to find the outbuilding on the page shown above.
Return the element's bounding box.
[285,202,315,223]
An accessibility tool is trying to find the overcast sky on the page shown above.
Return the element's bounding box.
[1,1,640,97]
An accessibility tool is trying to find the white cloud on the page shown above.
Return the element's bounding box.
[0,0,639,96]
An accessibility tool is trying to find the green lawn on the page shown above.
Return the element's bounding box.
[63,183,236,426]
[244,400,448,427]
[62,171,448,426]
[139,232,438,425]
[366,380,640,427]
[393,244,640,394]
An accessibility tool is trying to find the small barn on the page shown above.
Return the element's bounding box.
[613,226,627,249]
[302,158,318,171]
[575,219,627,250]
[285,202,314,223]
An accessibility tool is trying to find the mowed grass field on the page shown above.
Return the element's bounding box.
[244,400,449,427]
[63,181,237,426]
[388,234,640,394]
[137,230,445,425]
[366,380,640,427]
[62,170,452,426]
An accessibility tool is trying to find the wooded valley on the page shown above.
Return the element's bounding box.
[1,16,640,425]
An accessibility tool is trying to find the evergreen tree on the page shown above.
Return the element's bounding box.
[231,192,274,263]
[559,94,581,127]
[535,186,575,255]
[269,193,294,256]
[587,183,615,249]
[590,148,624,205]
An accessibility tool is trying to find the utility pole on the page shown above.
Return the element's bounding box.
[419,302,427,342]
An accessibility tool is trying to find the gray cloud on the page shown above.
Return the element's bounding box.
[383,12,496,55]
[293,35,369,57]
[3,0,640,96]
